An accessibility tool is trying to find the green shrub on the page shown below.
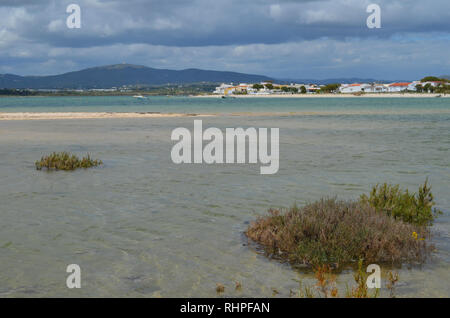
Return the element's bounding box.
[245,198,431,269]
[360,180,442,226]
[35,152,102,171]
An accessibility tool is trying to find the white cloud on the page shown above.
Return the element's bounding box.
[269,4,282,20]
[48,20,64,32]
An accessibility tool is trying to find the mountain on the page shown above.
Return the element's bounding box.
[0,64,274,89]
[0,64,417,89]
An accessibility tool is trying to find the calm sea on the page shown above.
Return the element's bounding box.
[0,96,449,297]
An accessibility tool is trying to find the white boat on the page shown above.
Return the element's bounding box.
[133,95,147,99]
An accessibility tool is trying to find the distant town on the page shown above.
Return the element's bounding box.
[213,76,450,96]
[1,76,449,97]
[1,64,449,97]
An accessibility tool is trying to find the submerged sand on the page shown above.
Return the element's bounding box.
[0,112,211,120]
[3,109,450,120]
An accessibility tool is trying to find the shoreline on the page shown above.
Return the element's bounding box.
[0,93,448,99]
[197,93,449,98]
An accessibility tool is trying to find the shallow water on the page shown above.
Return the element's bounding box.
[0,97,449,297]
[1,95,450,114]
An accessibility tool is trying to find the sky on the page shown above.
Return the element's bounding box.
[0,0,449,80]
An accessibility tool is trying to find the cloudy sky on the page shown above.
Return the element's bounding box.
[1,0,449,79]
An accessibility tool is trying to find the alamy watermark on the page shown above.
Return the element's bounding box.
[66,264,81,288]
[171,120,279,175]
[64,4,379,30]
[367,4,381,29]
[366,264,381,289]
[63,262,381,290]
[66,4,81,29]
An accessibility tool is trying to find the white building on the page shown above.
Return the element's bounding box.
[214,80,433,95]
[387,82,412,92]
[213,83,235,94]
[339,84,365,93]
[363,84,389,93]
[420,81,443,88]
[340,82,417,93]
[304,84,320,93]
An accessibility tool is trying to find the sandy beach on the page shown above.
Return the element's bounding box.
[3,109,450,121]
[0,112,211,120]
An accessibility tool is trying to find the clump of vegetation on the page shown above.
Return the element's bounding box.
[0,88,38,96]
[345,259,379,298]
[420,76,449,83]
[295,260,379,298]
[215,283,225,294]
[360,180,442,226]
[313,264,339,298]
[246,195,433,269]
[417,76,450,93]
[386,271,399,298]
[35,152,102,171]
[246,182,438,297]
[295,260,399,298]
[217,262,399,298]
[281,86,299,94]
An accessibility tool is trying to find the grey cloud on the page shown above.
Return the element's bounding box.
[0,0,449,78]
[2,37,448,79]
[2,0,450,48]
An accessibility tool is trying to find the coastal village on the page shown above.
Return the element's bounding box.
[213,79,449,95]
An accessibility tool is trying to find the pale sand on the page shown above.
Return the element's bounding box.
[197,93,449,98]
[0,112,212,121]
[3,109,450,121]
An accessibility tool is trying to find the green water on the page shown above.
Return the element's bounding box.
[0,96,449,297]
[1,95,450,114]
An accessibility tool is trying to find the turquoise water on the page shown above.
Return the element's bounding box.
[0,96,449,297]
[1,95,450,114]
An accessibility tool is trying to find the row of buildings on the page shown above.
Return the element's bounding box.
[339,81,430,93]
[213,80,445,95]
[213,82,321,95]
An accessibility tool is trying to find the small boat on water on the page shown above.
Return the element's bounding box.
[435,94,442,98]
[133,94,147,99]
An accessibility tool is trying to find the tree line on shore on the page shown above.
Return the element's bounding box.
[1,76,449,96]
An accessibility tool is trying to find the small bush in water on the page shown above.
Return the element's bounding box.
[246,198,432,269]
[35,152,102,171]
